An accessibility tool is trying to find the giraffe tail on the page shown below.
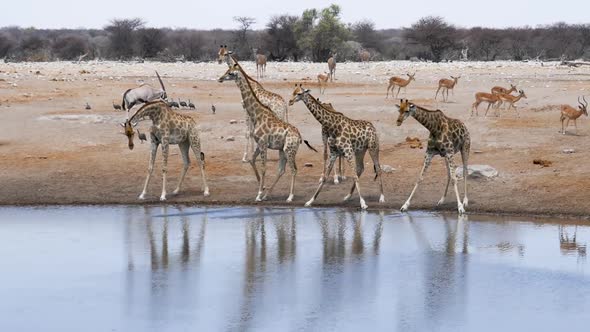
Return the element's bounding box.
[374,165,378,181]
[303,140,318,153]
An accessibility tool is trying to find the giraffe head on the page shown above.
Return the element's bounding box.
[396,99,416,126]
[120,120,136,150]
[218,63,240,83]
[289,83,309,106]
[217,45,228,64]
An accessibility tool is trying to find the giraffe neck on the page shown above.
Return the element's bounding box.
[411,106,446,134]
[129,103,165,124]
[233,69,269,122]
[301,93,339,126]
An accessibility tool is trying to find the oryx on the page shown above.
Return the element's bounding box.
[121,71,168,116]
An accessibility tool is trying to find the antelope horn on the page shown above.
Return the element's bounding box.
[583,96,588,107]
[155,71,166,92]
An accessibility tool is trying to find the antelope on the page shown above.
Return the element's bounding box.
[253,48,267,79]
[471,92,501,117]
[179,99,188,108]
[122,71,167,113]
[188,99,196,110]
[112,101,122,110]
[435,76,460,102]
[359,49,370,63]
[491,84,517,95]
[327,54,337,82]
[497,90,527,117]
[386,72,415,99]
[317,72,330,94]
[560,96,588,135]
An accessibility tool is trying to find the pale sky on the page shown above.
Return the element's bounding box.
[3,0,589,30]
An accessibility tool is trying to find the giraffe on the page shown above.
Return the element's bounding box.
[327,54,337,82]
[218,46,289,161]
[289,84,385,209]
[218,61,317,202]
[253,48,267,79]
[122,101,209,201]
[396,99,470,214]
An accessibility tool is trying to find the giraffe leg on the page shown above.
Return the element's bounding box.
[255,147,268,202]
[139,141,159,200]
[368,146,385,203]
[447,155,466,214]
[343,152,364,202]
[172,141,190,195]
[159,139,170,201]
[461,141,470,207]
[334,156,342,184]
[305,153,338,207]
[242,119,252,163]
[262,150,287,201]
[346,153,368,210]
[401,152,433,212]
[190,134,209,196]
[437,157,452,206]
[249,147,261,183]
[319,134,329,183]
[286,142,298,202]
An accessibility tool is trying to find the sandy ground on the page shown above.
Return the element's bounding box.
[1,60,590,217]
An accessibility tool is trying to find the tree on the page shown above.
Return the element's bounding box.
[304,4,350,61]
[52,35,89,60]
[405,16,458,62]
[233,16,256,59]
[104,18,144,59]
[469,28,502,61]
[0,32,16,58]
[352,20,380,50]
[264,15,300,61]
[137,28,166,58]
[170,30,204,61]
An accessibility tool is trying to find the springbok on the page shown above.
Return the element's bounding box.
[435,76,460,102]
[317,72,330,94]
[327,54,337,82]
[122,71,167,115]
[497,90,527,117]
[472,92,501,117]
[491,84,517,96]
[560,96,588,135]
[386,73,415,99]
[253,48,267,79]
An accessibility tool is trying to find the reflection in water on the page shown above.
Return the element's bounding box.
[559,225,587,259]
[6,206,587,331]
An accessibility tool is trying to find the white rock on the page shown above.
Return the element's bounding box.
[225,136,235,142]
[381,165,396,173]
[562,148,575,154]
[456,165,498,179]
[229,120,238,124]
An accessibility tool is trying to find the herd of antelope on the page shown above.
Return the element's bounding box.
[383,70,586,134]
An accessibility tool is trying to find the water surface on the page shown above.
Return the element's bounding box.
[0,206,588,331]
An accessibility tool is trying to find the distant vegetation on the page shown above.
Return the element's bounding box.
[1,4,589,62]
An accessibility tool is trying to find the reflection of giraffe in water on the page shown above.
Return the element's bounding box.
[559,225,587,258]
